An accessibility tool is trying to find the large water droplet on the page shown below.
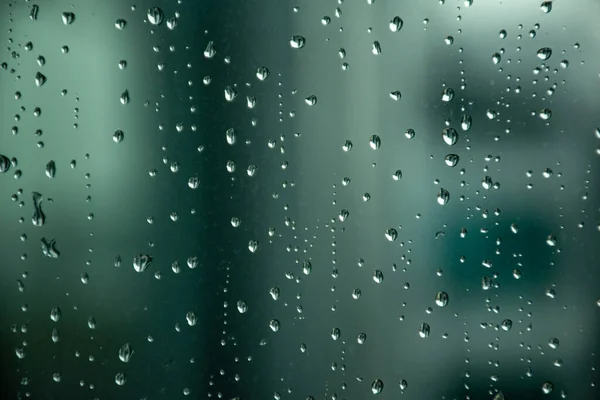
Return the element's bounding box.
[35,72,47,87]
[389,16,403,32]
[32,192,46,226]
[290,35,306,49]
[147,7,164,25]
[441,88,454,102]
[435,291,449,307]
[418,322,430,338]
[540,1,552,13]
[371,379,384,394]
[369,135,381,150]
[437,188,450,205]
[133,254,153,272]
[61,12,75,25]
[118,343,133,363]
[442,128,458,146]
[203,41,216,58]
[45,160,56,178]
[537,47,552,60]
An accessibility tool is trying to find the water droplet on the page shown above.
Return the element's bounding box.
[390,91,402,101]
[237,300,248,313]
[0,155,10,173]
[444,154,459,167]
[435,291,449,307]
[203,41,216,58]
[35,72,47,87]
[372,41,382,55]
[399,380,408,390]
[147,7,164,25]
[542,382,553,394]
[115,372,126,386]
[118,343,133,363]
[373,270,384,283]
[338,209,349,222]
[120,90,130,105]
[385,228,398,242]
[539,108,552,120]
[371,379,384,394]
[548,337,559,349]
[418,323,430,338]
[247,165,258,177]
[546,234,557,246]
[32,192,46,227]
[342,140,353,151]
[499,29,507,39]
[444,36,454,45]
[492,53,501,64]
[389,16,403,32]
[133,254,153,272]
[269,319,280,332]
[41,237,60,258]
[188,176,199,189]
[45,160,56,178]
[166,17,177,30]
[248,240,259,253]
[290,35,306,49]
[404,129,415,139]
[441,88,454,102]
[270,287,280,300]
[113,130,124,143]
[537,47,552,60]
[185,311,197,326]
[461,115,472,131]
[50,307,61,322]
[442,128,458,146]
[256,67,270,81]
[437,188,450,205]
[393,170,403,181]
[540,1,552,13]
[30,4,39,20]
[115,19,126,29]
[305,95,317,106]
[369,135,381,150]
[357,333,367,344]
[61,12,75,25]
[224,86,238,102]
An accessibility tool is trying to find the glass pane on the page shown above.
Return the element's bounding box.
[1,1,599,399]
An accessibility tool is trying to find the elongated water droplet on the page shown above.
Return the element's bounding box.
[540,1,552,13]
[118,343,133,362]
[203,41,216,58]
[418,323,430,338]
[369,135,381,150]
[120,90,130,105]
[41,237,60,258]
[437,188,450,205]
[113,130,124,143]
[385,228,398,242]
[0,154,10,173]
[371,379,384,394]
[32,192,46,226]
[30,4,39,20]
[372,41,382,55]
[50,307,61,322]
[435,291,449,307]
[461,114,472,131]
[45,160,56,178]
[441,88,454,102]
[35,72,47,87]
[256,67,270,81]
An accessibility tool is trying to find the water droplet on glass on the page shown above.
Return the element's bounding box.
[393,170,403,181]
[166,17,177,30]
[147,7,164,25]
[115,19,126,29]
[492,53,501,64]
[542,382,553,394]
[539,108,552,120]
[290,35,306,49]
[372,41,382,55]
[224,86,238,102]
[548,337,559,349]
[50,307,61,322]
[32,192,46,226]
[45,160,56,178]
[373,270,384,283]
[256,67,270,81]
[35,72,47,87]
[399,380,408,390]
[418,323,430,338]
[444,154,459,167]
[237,300,248,313]
[499,29,507,39]
[501,319,513,331]
[115,372,126,386]
[369,135,381,150]
[305,95,317,106]
[188,176,199,189]
[385,228,398,242]
[437,188,450,205]
[41,237,60,258]
[269,319,280,332]
[248,240,259,253]
[0,154,10,173]
[537,47,552,60]
[435,291,449,307]
[118,343,133,363]
[442,128,458,146]
[186,311,197,326]
[390,91,401,101]
[441,88,454,102]
[120,90,130,105]
[133,254,153,272]
[404,129,415,139]
[342,140,353,151]
[371,379,384,394]
[61,12,75,25]
[112,130,124,143]
[203,41,216,58]
[540,1,552,13]
[389,16,403,32]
